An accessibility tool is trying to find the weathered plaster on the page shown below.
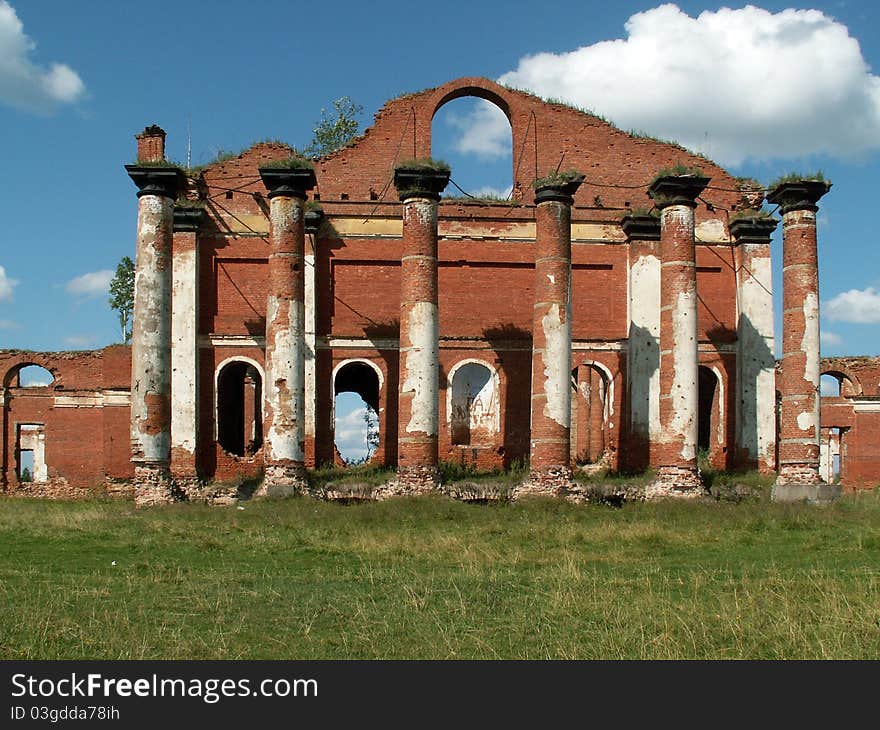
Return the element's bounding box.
[402,301,439,435]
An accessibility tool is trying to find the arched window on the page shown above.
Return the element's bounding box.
[334,361,381,465]
[820,373,842,397]
[216,360,263,457]
[432,96,513,200]
[449,361,499,446]
[9,364,54,388]
[571,363,611,465]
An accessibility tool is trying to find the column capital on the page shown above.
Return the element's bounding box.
[126,164,187,199]
[173,204,206,232]
[304,207,325,234]
[767,179,831,215]
[729,214,778,245]
[393,160,450,201]
[533,171,584,205]
[648,174,710,209]
[621,212,661,242]
[258,164,317,199]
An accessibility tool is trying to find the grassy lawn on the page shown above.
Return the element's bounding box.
[0,489,878,659]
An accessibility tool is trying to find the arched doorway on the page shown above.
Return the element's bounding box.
[216,360,263,457]
[449,360,499,446]
[333,360,381,465]
[571,363,611,465]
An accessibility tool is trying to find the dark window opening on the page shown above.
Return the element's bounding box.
[698,366,718,453]
[217,362,263,457]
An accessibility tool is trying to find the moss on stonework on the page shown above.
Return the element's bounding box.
[130,159,185,170]
[260,156,315,171]
[532,169,583,189]
[394,157,451,174]
[768,171,829,189]
[651,163,705,184]
[729,207,774,221]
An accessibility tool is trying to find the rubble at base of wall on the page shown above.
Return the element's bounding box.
[254,464,307,498]
[4,478,135,501]
[775,464,823,486]
[392,465,440,495]
[645,465,707,500]
[515,467,573,498]
[134,465,177,507]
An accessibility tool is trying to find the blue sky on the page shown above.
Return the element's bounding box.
[2,1,880,456]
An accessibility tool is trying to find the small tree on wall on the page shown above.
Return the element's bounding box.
[303,97,363,158]
[108,256,134,344]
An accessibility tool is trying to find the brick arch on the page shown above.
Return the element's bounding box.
[414,77,537,198]
[820,368,862,397]
[2,357,60,388]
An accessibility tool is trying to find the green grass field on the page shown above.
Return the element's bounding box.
[1,490,878,659]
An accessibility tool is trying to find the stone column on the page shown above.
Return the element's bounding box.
[523,174,583,496]
[622,213,661,471]
[258,165,317,496]
[392,163,450,493]
[170,204,205,494]
[125,127,186,506]
[303,207,324,467]
[768,179,839,503]
[646,174,709,498]
[729,214,777,473]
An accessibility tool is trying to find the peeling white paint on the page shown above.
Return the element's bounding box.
[131,194,173,463]
[737,250,776,465]
[629,253,661,439]
[669,287,698,461]
[547,273,555,285]
[171,246,198,455]
[541,303,571,428]
[304,251,316,440]
[801,291,820,389]
[406,199,437,228]
[403,301,439,435]
[695,219,725,242]
[797,410,817,433]
[265,296,305,462]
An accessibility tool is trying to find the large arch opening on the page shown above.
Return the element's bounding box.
[334,361,381,465]
[216,361,263,457]
[431,95,513,200]
[7,364,54,388]
[571,363,611,465]
[449,360,499,446]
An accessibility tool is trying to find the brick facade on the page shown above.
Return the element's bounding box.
[2,77,878,499]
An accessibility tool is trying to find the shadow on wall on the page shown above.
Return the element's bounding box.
[482,323,531,468]
[627,321,659,472]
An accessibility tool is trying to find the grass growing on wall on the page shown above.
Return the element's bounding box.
[0,491,878,659]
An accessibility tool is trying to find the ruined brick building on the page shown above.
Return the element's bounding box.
[2,77,878,503]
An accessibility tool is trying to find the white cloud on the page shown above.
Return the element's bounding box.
[820,330,843,346]
[0,1,86,113]
[0,264,16,300]
[63,335,95,348]
[445,100,511,160]
[0,318,18,329]
[825,287,880,324]
[66,269,113,297]
[461,4,880,167]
